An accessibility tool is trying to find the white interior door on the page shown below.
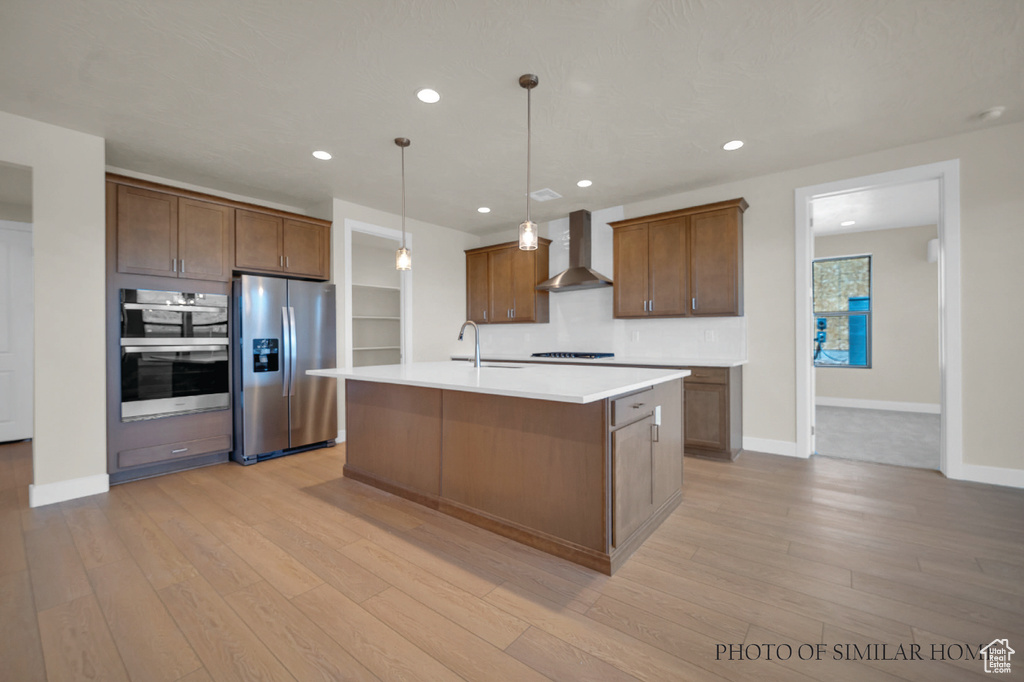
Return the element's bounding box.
[0,221,33,442]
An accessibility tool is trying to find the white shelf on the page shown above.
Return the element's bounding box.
[353,315,401,320]
[354,346,401,351]
[353,283,400,291]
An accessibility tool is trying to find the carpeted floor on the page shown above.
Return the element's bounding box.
[814,405,941,470]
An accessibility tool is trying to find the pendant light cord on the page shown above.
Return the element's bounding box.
[401,145,406,249]
[526,85,531,225]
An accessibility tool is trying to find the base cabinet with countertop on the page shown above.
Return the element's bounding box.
[451,354,744,461]
[322,362,688,574]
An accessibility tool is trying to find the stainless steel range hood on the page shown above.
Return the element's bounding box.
[535,210,613,292]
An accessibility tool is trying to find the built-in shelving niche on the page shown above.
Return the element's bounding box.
[350,230,405,367]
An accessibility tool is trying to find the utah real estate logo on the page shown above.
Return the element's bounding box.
[980,638,1014,674]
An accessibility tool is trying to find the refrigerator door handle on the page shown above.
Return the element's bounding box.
[281,306,291,397]
[288,306,298,397]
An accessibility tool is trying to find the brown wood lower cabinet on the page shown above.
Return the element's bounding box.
[683,366,742,460]
[343,378,684,574]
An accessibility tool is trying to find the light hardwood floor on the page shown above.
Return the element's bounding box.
[2,439,1022,681]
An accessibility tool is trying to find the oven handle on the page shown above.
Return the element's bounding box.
[282,306,291,397]
[121,338,228,347]
[122,345,226,353]
[122,302,225,313]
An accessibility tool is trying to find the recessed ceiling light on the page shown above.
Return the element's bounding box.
[416,88,440,104]
[723,140,744,151]
[577,179,593,188]
[477,207,491,213]
[978,106,1005,122]
[312,150,332,160]
[841,220,856,227]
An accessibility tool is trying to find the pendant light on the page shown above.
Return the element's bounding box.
[395,137,412,270]
[518,74,539,250]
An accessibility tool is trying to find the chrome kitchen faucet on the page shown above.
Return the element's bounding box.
[458,320,481,368]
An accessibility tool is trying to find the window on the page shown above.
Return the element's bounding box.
[813,255,871,367]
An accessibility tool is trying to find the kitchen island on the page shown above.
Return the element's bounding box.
[309,361,689,574]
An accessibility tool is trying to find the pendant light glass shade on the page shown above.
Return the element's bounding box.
[518,74,539,251]
[395,137,412,270]
[519,220,538,250]
[395,246,411,270]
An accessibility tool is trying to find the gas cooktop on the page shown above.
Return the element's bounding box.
[531,352,614,359]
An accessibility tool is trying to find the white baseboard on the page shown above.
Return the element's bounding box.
[950,464,1024,490]
[29,474,110,508]
[815,397,941,414]
[742,437,803,458]
[336,429,346,443]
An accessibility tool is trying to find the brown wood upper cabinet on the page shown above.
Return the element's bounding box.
[465,239,550,324]
[609,198,747,318]
[116,185,233,281]
[235,210,330,279]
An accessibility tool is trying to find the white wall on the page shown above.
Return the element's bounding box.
[0,111,107,500]
[478,205,747,361]
[617,120,1024,471]
[331,198,480,431]
[815,225,940,406]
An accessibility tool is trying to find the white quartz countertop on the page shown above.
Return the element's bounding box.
[450,354,747,368]
[308,361,690,404]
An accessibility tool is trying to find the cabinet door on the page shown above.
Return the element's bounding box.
[235,209,283,272]
[283,220,327,278]
[510,247,536,322]
[647,217,687,316]
[117,185,178,277]
[689,207,741,316]
[651,379,683,506]
[613,224,649,317]
[178,198,232,281]
[612,415,655,547]
[466,251,490,323]
[683,381,729,453]
[487,247,514,323]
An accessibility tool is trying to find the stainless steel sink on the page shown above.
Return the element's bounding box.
[480,363,524,369]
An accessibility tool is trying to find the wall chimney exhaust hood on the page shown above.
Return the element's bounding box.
[536,210,613,292]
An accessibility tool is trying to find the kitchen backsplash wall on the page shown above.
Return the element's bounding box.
[478,206,747,360]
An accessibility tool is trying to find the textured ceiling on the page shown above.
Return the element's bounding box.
[1,0,1021,235]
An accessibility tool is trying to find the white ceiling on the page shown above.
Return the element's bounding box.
[812,180,939,236]
[1,1,1020,235]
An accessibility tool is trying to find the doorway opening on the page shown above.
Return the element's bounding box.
[811,186,941,469]
[795,160,962,477]
[0,161,33,445]
[343,219,412,368]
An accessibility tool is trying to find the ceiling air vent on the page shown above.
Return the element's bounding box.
[529,188,562,202]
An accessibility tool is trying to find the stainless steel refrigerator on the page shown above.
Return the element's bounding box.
[232,275,337,464]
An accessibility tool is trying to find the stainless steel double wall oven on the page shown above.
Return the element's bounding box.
[120,288,230,421]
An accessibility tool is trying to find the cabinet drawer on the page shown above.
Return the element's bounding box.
[610,388,654,428]
[684,367,728,384]
[118,434,231,469]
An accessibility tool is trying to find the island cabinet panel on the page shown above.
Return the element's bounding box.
[465,238,550,324]
[345,381,442,497]
[651,378,684,504]
[610,198,747,318]
[612,415,655,547]
[441,391,607,552]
